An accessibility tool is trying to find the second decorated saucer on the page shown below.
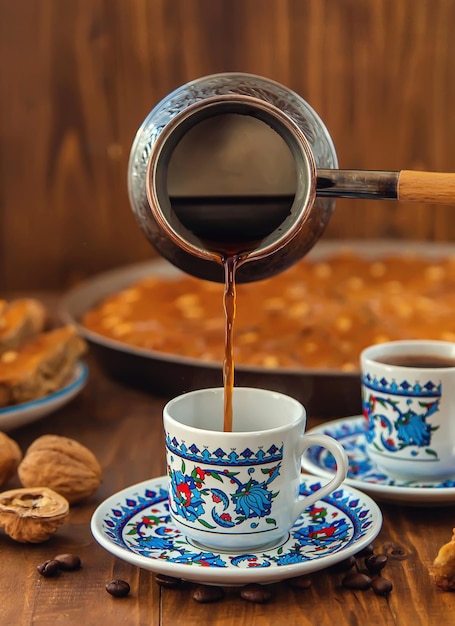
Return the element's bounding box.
[302,416,455,506]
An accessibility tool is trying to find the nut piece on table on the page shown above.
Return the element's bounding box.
[18,434,102,504]
[0,432,22,487]
[431,527,455,591]
[0,486,69,543]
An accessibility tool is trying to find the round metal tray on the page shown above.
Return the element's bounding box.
[59,240,455,417]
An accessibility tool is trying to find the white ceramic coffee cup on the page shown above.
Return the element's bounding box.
[361,340,455,481]
[163,387,348,552]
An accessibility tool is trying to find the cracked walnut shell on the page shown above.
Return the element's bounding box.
[0,431,22,487]
[18,434,102,504]
[0,486,69,542]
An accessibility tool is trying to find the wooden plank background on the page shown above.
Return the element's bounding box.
[2,0,455,290]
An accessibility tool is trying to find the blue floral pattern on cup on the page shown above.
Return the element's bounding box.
[168,460,281,531]
[362,373,441,459]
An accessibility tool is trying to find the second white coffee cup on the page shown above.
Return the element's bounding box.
[361,339,455,481]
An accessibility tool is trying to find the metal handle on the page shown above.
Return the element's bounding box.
[316,169,455,204]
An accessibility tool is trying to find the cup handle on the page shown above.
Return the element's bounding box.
[292,433,349,520]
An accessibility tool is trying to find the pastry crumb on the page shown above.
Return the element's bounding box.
[431,528,455,591]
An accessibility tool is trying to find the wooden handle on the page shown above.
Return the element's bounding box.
[398,170,455,204]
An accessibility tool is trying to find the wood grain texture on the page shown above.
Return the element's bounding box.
[1,296,455,625]
[398,170,455,203]
[2,0,455,290]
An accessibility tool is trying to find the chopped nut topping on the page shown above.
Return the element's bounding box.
[118,288,141,302]
[369,262,387,277]
[182,307,204,320]
[263,297,285,312]
[1,351,18,364]
[101,301,131,315]
[385,280,402,294]
[393,302,413,319]
[175,294,200,308]
[334,316,353,333]
[346,277,364,290]
[111,322,133,337]
[261,355,279,368]
[424,265,445,281]
[374,334,390,344]
[288,302,310,318]
[203,319,224,331]
[313,263,332,279]
[101,315,123,329]
[237,332,259,345]
[341,362,357,372]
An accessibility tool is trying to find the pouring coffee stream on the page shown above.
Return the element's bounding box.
[128,72,455,430]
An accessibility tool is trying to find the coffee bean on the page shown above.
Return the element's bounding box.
[37,560,61,577]
[155,573,183,589]
[342,572,372,590]
[192,585,225,603]
[355,543,375,558]
[240,583,273,603]
[365,554,388,574]
[286,575,313,590]
[105,579,130,598]
[54,553,81,571]
[371,576,393,596]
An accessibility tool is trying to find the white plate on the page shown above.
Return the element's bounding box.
[0,361,88,431]
[302,416,455,505]
[91,474,382,586]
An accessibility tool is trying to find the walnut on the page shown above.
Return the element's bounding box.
[431,528,455,591]
[0,431,22,487]
[18,434,102,504]
[0,486,69,542]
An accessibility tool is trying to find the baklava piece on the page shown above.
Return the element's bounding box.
[0,325,87,407]
[0,299,47,353]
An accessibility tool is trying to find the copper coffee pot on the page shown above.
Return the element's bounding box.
[128,73,455,283]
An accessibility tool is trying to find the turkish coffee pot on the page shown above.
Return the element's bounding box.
[128,72,455,283]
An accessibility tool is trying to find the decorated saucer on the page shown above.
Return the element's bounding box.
[302,416,455,506]
[0,361,88,431]
[91,474,382,586]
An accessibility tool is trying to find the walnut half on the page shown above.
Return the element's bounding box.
[0,486,69,543]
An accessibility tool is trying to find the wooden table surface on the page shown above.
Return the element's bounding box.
[2,315,455,625]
